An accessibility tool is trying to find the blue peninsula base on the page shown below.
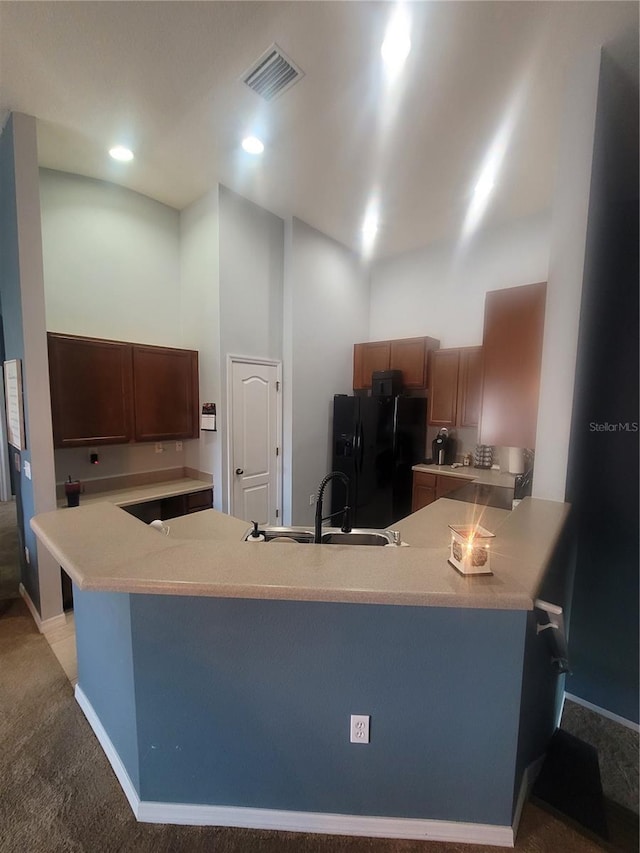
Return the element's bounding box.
[73,589,563,846]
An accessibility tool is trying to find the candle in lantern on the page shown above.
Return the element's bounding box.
[448,524,495,575]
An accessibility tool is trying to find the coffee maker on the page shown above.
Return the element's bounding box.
[432,428,454,465]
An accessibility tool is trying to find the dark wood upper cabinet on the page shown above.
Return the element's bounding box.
[132,345,199,442]
[479,282,547,449]
[353,341,391,390]
[390,337,439,389]
[48,333,134,447]
[353,336,439,390]
[428,349,460,427]
[428,346,483,428]
[48,333,199,448]
[457,346,483,428]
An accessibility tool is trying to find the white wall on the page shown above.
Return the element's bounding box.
[39,169,203,484]
[369,212,551,348]
[179,188,221,501]
[39,169,181,346]
[1,115,60,620]
[533,47,602,501]
[218,186,284,512]
[284,217,370,526]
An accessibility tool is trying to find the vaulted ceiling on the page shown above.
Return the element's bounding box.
[1,1,637,258]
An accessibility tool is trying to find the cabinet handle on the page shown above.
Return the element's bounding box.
[235,468,244,475]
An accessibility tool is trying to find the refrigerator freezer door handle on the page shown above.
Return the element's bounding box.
[358,422,365,472]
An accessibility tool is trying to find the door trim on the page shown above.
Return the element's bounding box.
[226,356,283,523]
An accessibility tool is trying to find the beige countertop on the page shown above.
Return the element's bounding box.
[56,477,212,510]
[32,496,569,611]
[412,463,517,488]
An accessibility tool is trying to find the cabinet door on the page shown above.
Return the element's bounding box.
[132,345,199,441]
[457,347,483,428]
[412,472,437,511]
[436,475,466,499]
[186,488,213,513]
[428,349,460,427]
[48,333,133,448]
[390,338,427,388]
[353,341,390,390]
[480,282,546,448]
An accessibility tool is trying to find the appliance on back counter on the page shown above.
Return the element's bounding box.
[513,468,534,505]
[432,428,455,465]
[332,394,426,528]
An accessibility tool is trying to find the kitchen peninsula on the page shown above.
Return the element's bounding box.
[31,497,571,847]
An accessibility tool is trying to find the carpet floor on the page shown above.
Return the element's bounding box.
[0,598,616,853]
[0,499,20,602]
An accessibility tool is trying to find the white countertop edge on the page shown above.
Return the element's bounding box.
[31,498,570,613]
[411,464,517,487]
[56,477,213,509]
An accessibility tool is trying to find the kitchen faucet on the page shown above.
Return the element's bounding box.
[314,471,352,543]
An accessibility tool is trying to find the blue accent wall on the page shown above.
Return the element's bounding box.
[565,44,639,724]
[74,588,140,790]
[0,114,41,611]
[124,596,527,825]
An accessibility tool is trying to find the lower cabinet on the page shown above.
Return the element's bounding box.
[436,475,466,500]
[412,472,437,511]
[412,472,469,511]
[122,488,213,523]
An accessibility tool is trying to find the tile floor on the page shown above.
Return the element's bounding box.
[44,612,78,686]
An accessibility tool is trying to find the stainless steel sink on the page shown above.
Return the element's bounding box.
[243,525,399,545]
[320,530,394,546]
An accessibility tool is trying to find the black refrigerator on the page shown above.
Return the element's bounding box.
[330,395,426,528]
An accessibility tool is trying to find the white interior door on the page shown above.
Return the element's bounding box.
[229,358,280,525]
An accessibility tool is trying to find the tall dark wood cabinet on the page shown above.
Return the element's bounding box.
[479,282,546,449]
[47,333,199,448]
[132,345,199,442]
[48,334,134,447]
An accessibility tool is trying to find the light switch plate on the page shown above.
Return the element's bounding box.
[24,460,31,480]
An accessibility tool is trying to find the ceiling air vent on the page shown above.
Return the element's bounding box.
[241,44,304,102]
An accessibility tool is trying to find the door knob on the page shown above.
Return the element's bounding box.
[235,468,244,475]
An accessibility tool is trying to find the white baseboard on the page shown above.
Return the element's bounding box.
[75,686,516,847]
[75,686,141,817]
[138,799,514,846]
[19,583,67,634]
[565,691,640,734]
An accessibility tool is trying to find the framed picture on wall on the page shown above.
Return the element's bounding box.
[4,359,26,451]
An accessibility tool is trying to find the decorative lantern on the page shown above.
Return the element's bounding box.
[448,525,495,575]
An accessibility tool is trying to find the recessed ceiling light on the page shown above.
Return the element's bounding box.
[474,175,495,199]
[109,146,134,162]
[362,212,378,239]
[381,13,411,73]
[242,136,264,155]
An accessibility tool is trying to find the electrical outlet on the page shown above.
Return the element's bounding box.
[175,441,183,452]
[309,493,316,506]
[350,714,370,744]
[155,443,164,454]
[24,547,30,565]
